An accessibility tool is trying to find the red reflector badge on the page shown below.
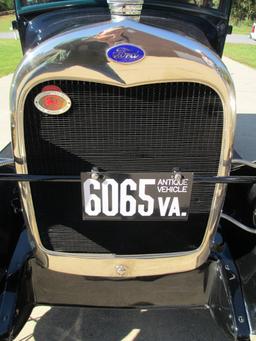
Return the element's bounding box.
[34,91,71,115]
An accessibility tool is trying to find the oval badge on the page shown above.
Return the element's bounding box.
[34,91,72,115]
[107,44,145,64]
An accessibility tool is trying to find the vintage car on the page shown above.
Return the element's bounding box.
[1,0,256,339]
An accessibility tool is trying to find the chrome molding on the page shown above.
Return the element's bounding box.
[11,19,236,278]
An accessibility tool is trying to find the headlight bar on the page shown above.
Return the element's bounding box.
[0,174,256,184]
[1,158,255,184]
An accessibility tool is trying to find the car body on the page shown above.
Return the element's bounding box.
[0,0,256,340]
[250,22,256,40]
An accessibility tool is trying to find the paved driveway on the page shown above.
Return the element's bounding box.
[226,33,256,44]
[222,57,256,115]
[0,74,12,150]
[0,31,18,39]
[16,306,231,341]
[0,57,255,341]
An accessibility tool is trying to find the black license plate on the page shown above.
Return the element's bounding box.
[81,172,193,221]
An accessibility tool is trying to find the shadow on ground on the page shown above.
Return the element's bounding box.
[32,307,231,341]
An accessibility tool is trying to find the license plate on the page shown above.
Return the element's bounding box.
[81,172,193,221]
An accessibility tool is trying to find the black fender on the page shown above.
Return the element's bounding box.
[0,164,23,270]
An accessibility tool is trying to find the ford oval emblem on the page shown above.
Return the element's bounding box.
[106,44,145,64]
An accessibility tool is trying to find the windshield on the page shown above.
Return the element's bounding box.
[17,0,227,15]
[20,0,221,8]
[169,0,221,10]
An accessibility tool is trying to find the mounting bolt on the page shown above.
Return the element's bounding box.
[238,316,245,323]
[173,170,183,183]
[91,167,100,180]
[225,264,231,271]
[115,264,127,276]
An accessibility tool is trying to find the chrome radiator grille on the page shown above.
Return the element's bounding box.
[24,81,223,254]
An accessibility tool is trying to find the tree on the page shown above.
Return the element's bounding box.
[0,0,14,11]
[231,0,256,22]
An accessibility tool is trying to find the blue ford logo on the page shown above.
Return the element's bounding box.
[107,44,145,64]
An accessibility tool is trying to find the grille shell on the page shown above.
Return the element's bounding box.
[24,81,223,254]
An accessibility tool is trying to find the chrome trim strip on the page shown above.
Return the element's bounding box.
[11,19,236,278]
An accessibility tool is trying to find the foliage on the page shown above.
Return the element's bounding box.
[0,40,22,77]
[224,43,256,69]
[0,0,14,11]
[231,0,256,23]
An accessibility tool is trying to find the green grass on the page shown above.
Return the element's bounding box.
[0,40,22,77]
[224,43,256,69]
[231,21,253,35]
[0,14,15,33]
